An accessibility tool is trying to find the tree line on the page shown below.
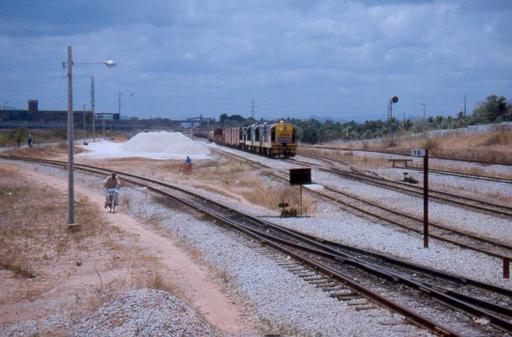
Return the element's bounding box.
[215,95,512,144]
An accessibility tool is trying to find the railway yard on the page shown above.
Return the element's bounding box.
[0,131,511,337]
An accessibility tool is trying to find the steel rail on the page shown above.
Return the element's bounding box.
[405,165,512,185]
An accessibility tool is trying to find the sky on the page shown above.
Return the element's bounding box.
[0,0,511,122]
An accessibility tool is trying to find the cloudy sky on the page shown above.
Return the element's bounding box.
[0,0,511,121]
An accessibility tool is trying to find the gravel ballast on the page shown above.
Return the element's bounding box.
[72,289,224,337]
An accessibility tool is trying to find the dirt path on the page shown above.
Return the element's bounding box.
[4,163,254,335]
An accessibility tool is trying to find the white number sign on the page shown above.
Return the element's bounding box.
[411,149,426,157]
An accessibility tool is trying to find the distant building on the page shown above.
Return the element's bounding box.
[0,100,119,128]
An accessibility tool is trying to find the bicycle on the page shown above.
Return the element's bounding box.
[179,163,192,175]
[105,188,119,213]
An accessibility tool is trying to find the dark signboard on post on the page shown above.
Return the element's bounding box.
[290,168,311,185]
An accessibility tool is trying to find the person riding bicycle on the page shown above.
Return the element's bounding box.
[182,156,192,174]
[103,171,121,208]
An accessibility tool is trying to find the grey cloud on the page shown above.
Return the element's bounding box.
[0,0,511,120]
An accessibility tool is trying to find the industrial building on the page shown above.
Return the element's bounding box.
[0,100,119,129]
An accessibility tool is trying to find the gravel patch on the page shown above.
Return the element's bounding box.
[72,289,224,337]
[0,312,72,337]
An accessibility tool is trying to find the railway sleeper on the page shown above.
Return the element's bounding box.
[294,272,317,277]
[315,281,337,287]
[287,267,308,272]
[335,294,362,301]
[330,291,360,299]
[323,285,345,291]
[310,279,333,285]
[379,319,409,326]
[355,305,377,311]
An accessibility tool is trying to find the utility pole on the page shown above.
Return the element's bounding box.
[420,103,428,120]
[64,48,115,230]
[118,91,122,117]
[251,98,255,119]
[66,46,75,228]
[83,104,87,144]
[91,76,96,141]
[463,95,467,119]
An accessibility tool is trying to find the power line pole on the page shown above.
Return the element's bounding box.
[91,76,96,141]
[420,103,428,120]
[118,91,122,117]
[463,95,467,119]
[66,46,75,228]
[251,98,255,119]
[83,104,87,144]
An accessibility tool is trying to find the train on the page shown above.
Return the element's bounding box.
[199,122,297,158]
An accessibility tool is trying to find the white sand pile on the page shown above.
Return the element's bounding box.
[121,132,207,155]
[78,131,210,159]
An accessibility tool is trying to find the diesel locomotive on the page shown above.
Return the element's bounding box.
[206,121,297,158]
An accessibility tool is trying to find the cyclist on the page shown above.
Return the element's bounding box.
[103,171,121,208]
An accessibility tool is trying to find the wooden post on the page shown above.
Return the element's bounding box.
[299,185,303,216]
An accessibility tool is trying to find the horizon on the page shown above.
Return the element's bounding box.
[1,0,511,122]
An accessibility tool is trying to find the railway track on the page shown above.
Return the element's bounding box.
[299,144,512,185]
[406,165,512,185]
[2,154,512,336]
[291,155,512,218]
[211,148,512,262]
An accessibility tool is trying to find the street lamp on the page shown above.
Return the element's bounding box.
[66,46,116,229]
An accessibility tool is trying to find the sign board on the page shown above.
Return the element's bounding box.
[95,113,115,121]
[290,168,311,185]
[411,148,426,157]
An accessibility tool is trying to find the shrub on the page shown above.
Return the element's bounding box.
[422,138,440,150]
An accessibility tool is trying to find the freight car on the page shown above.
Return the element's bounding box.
[209,121,296,158]
[208,128,224,144]
[192,129,209,139]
